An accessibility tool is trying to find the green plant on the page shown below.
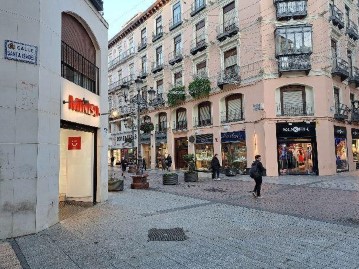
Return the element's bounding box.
[140,122,154,133]
[183,154,196,173]
[188,77,211,99]
[167,86,186,107]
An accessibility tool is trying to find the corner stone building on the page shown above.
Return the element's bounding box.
[0,0,108,239]
[108,0,359,177]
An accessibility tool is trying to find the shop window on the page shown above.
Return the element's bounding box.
[195,144,214,171]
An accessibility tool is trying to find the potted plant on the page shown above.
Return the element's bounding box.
[183,154,198,182]
[188,77,211,99]
[167,85,186,107]
[108,172,124,191]
[224,151,237,176]
[162,172,179,185]
[140,122,154,133]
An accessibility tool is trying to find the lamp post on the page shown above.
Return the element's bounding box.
[134,78,145,174]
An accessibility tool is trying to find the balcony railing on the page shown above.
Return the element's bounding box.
[278,54,311,75]
[172,120,188,131]
[151,61,164,74]
[120,74,136,88]
[217,65,240,89]
[276,103,314,116]
[332,58,349,81]
[190,0,206,17]
[190,35,207,55]
[138,68,148,79]
[334,103,350,120]
[169,48,183,65]
[329,4,345,29]
[216,18,239,42]
[109,80,122,93]
[155,123,167,133]
[152,27,164,42]
[221,110,243,123]
[349,67,359,88]
[108,47,136,70]
[193,117,212,127]
[108,56,120,70]
[140,133,151,144]
[346,20,359,41]
[274,0,307,20]
[149,94,165,107]
[194,70,208,79]
[138,38,147,52]
[169,14,182,31]
[90,0,103,11]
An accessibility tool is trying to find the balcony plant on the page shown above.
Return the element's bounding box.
[183,154,198,182]
[188,77,211,99]
[140,122,154,133]
[167,86,186,107]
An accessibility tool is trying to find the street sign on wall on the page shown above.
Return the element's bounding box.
[4,40,38,65]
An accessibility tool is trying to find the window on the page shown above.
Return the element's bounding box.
[334,87,340,113]
[195,0,205,9]
[156,46,163,66]
[157,79,163,97]
[196,61,207,77]
[129,63,134,76]
[224,48,237,72]
[280,86,306,116]
[174,71,182,86]
[225,94,243,121]
[173,2,181,25]
[156,16,162,35]
[276,26,312,55]
[176,108,187,129]
[348,50,353,75]
[141,56,147,73]
[158,112,167,131]
[141,28,147,43]
[195,19,206,45]
[198,101,211,126]
[351,93,355,104]
[345,5,350,28]
[223,1,235,29]
[174,35,181,54]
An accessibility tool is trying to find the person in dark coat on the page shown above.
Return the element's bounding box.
[165,154,172,171]
[252,155,266,198]
[110,156,115,167]
[120,157,128,177]
[211,154,221,180]
[142,157,147,171]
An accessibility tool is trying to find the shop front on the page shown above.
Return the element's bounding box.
[140,133,151,169]
[276,122,318,175]
[334,126,349,172]
[352,128,359,169]
[155,132,168,169]
[195,134,214,171]
[221,131,247,174]
[175,137,188,169]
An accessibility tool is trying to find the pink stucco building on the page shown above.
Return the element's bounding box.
[108,0,359,176]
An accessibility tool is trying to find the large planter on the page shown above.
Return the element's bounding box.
[131,174,149,189]
[225,168,237,177]
[108,178,124,191]
[184,171,198,182]
[163,173,179,185]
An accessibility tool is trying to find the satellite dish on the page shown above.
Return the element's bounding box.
[188,136,195,143]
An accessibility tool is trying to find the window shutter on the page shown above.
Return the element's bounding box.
[177,110,186,121]
[199,104,210,120]
[227,98,242,120]
[282,90,303,115]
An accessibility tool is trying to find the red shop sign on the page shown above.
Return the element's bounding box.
[68,137,81,150]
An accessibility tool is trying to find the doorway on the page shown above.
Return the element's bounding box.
[175,137,188,169]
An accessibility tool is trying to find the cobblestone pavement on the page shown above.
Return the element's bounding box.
[3,168,359,269]
[0,241,22,269]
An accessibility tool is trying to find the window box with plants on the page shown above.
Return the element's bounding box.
[183,154,198,182]
[167,85,186,107]
[188,77,211,99]
[140,122,154,133]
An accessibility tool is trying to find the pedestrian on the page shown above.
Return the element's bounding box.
[250,155,266,198]
[142,157,147,171]
[119,157,128,178]
[165,154,172,171]
[211,154,221,180]
[161,156,166,171]
[110,156,115,167]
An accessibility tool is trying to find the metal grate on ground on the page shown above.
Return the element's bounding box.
[148,228,188,241]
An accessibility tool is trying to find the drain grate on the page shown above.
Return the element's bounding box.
[204,187,226,193]
[148,228,187,241]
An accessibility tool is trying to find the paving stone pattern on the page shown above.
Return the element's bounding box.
[0,242,22,269]
[4,168,359,268]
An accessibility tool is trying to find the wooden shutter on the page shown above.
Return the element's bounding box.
[199,103,210,121]
[224,48,237,68]
[282,90,303,115]
[227,97,242,120]
[177,110,186,121]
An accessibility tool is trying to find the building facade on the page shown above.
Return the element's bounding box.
[108,0,359,177]
[0,0,108,239]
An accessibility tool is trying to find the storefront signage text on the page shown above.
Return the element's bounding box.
[196,134,213,144]
[352,128,359,139]
[221,131,245,143]
[5,40,38,65]
[334,126,347,138]
[276,123,316,138]
[67,95,100,117]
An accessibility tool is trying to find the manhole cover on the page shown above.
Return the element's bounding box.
[204,187,226,193]
[148,228,187,241]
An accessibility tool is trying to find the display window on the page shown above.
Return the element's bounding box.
[156,143,168,169]
[352,140,359,162]
[277,141,315,175]
[195,144,214,171]
[221,141,247,173]
[335,138,348,172]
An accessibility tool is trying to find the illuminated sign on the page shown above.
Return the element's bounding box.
[68,137,81,150]
[67,95,100,117]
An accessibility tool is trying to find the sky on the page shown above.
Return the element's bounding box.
[103,0,155,40]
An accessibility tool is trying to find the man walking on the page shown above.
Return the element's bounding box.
[251,155,266,198]
[165,154,172,171]
[211,154,221,180]
[120,157,128,178]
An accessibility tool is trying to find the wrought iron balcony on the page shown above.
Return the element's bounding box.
[349,67,359,88]
[152,27,163,42]
[190,36,207,55]
[169,14,182,31]
[217,65,240,89]
[221,110,244,123]
[120,47,136,64]
[109,80,122,93]
[278,54,311,75]
[151,61,164,74]
[140,133,151,144]
[194,70,208,79]
[329,4,345,30]
[332,58,349,81]
[274,0,307,20]
[149,95,165,108]
[138,38,147,52]
[120,74,136,89]
[172,120,188,131]
[90,0,103,11]
[108,56,120,70]
[346,20,359,41]
[334,103,349,120]
[169,49,183,65]
[193,117,212,127]
[155,123,167,133]
[216,18,239,42]
[190,0,206,17]
[276,103,314,116]
[138,69,148,79]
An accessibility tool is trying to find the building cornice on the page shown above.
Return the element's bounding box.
[108,0,170,48]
